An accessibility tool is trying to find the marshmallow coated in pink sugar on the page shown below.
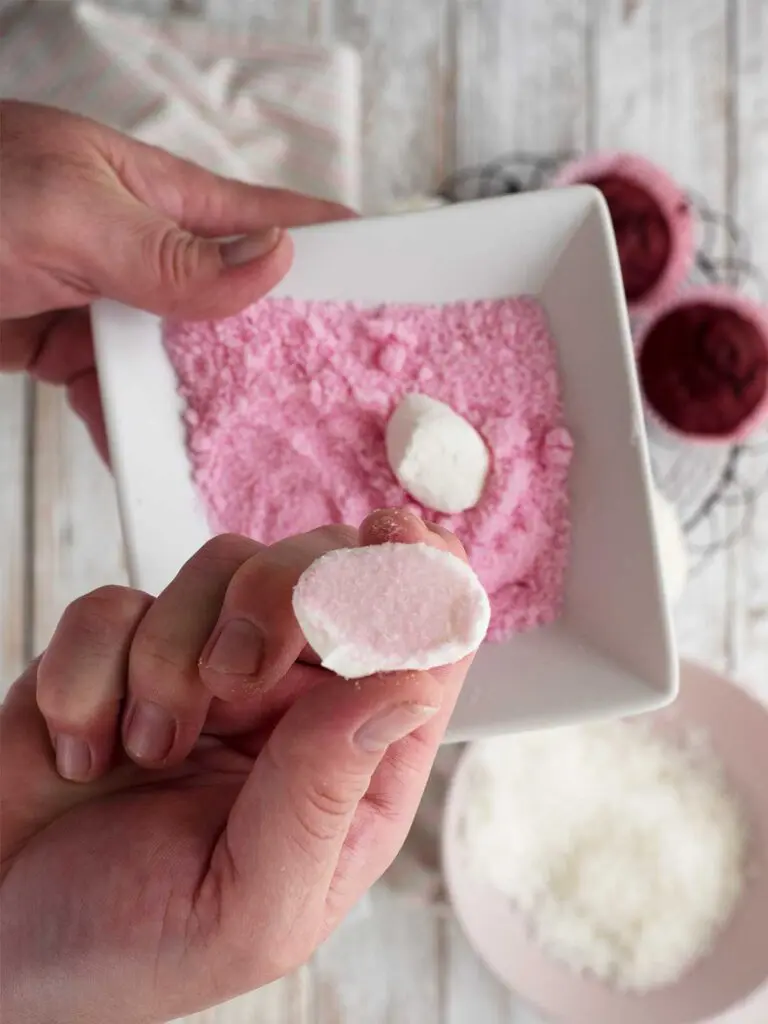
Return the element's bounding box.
[553,152,694,315]
[292,542,491,679]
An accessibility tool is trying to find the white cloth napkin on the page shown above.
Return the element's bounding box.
[0,0,361,208]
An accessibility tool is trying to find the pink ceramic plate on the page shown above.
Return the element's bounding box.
[443,661,768,1024]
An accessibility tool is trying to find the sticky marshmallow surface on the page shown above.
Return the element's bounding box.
[385,394,490,513]
[292,542,491,679]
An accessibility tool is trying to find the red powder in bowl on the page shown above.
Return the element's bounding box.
[639,302,768,437]
[553,152,694,313]
[164,297,573,641]
[590,175,672,302]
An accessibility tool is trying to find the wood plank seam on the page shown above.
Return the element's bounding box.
[23,379,36,666]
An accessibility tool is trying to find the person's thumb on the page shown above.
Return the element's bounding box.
[81,129,354,319]
[85,200,293,321]
[207,670,443,956]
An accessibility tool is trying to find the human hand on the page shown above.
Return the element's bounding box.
[0,100,352,459]
[0,509,472,1024]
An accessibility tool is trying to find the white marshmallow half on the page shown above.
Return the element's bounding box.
[292,542,491,679]
[385,394,490,514]
[650,488,689,604]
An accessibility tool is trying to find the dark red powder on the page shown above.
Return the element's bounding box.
[590,174,672,302]
[639,303,768,437]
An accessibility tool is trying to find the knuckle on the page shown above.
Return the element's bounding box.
[192,533,261,573]
[38,587,147,720]
[297,779,355,842]
[264,742,358,849]
[366,740,431,823]
[147,226,208,297]
[130,634,183,679]
[4,149,108,276]
[308,524,358,549]
[59,585,146,649]
[129,618,192,691]
[223,550,288,607]
[265,525,357,575]
[129,538,262,687]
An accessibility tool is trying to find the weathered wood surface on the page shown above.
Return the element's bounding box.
[732,0,768,693]
[0,377,28,691]
[1,1,767,1021]
[32,385,129,653]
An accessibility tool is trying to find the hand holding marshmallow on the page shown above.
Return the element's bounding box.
[3,509,479,1024]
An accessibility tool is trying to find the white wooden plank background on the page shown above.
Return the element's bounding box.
[732,0,768,692]
[0,377,28,686]
[32,385,129,651]
[595,0,739,678]
[1,0,767,1021]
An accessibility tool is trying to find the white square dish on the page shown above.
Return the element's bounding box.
[92,186,678,741]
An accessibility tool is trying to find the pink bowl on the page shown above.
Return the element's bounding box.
[553,152,694,314]
[443,661,768,1024]
[635,286,768,444]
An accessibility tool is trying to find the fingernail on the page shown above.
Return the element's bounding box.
[55,735,92,782]
[220,228,282,266]
[354,703,439,753]
[203,619,265,676]
[364,507,424,543]
[124,701,176,763]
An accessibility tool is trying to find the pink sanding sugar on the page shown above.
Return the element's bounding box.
[164,296,573,641]
[292,543,491,678]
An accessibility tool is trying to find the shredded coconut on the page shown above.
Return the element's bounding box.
[292,542,490,678]
[463,722,749,991]
[164,296,572,641]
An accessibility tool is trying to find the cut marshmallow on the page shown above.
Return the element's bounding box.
[292,542,491,679]
[650,488,688,604]
[385,394,490,514]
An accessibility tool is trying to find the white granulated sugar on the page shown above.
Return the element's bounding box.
[385,394,490,514]
[292,542,490,679]
[463,721,748,992]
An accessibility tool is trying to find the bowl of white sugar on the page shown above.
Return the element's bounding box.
[443,661,768,1024]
